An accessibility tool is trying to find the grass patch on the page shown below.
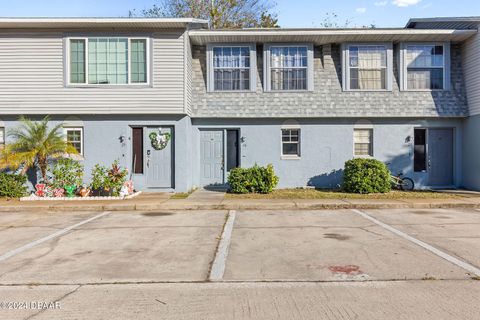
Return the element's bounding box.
[225,188,465,200]
[170,188,196,199]
[170,192,191,199]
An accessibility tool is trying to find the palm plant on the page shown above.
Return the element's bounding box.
[0,116,78,182]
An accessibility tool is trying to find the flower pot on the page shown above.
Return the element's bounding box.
[101,188,113,197]
[79,187,91,197]
[91,188,102,197]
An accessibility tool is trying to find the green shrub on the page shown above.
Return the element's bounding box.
[0,172,28,198]
[90,164,108,191]
[90,161,128,196]
[343,158,391,194]
[228,164,279,194]
[105,160,128,196]
[51,159,84,188]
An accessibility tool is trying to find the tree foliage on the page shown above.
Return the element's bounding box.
[129,0,279,28]
[0,116,78,182]
[318,12,376,29]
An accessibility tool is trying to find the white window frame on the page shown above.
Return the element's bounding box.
[65,37,151,87]
[353,128,374,158]
[64,127,84,155]
[342,43,393,92]
[281,128,301,159]
[264,43,314,92]
[400,42,450,91]
[206,43,257,93]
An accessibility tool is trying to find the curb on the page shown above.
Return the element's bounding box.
[1,201,480,212]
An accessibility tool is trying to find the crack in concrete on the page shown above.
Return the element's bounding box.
[25,284,82,320]
[0,278,474,287]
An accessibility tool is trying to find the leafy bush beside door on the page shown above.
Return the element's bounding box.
[228,164,279,194]
[342,158,391,194]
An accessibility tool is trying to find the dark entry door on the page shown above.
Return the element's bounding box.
[226,130,239,171]
[428,128,453,186]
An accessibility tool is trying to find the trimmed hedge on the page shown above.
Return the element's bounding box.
[228,164,279,194]
[343,158,391,194]
[0,172,28,198]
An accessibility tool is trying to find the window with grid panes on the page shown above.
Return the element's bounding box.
[354,129,373,156]
[281,129,300,156]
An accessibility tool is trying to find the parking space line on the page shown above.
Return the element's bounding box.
[351,209,480,277]
[0,211,111,263]
[209,210,236,281]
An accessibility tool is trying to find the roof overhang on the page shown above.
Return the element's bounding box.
[406,17,480,29]
[0,18,209,30]
[189,28,477,45]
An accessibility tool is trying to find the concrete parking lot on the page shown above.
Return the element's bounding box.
[1,208,480,319]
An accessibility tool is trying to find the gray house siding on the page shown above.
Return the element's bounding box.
[191,118,463,189]
[191,43,468,118]
[184,32,193,114]
[463,115,480,190]
[0,30,188,115]
[461,22,480,190]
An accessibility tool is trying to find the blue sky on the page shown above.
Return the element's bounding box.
[0,0,478,27]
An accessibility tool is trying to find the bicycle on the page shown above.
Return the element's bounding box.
[386,163,415,191]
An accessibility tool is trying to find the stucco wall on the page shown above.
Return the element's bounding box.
[462,114,480,190]
[191,44,468,118]
[192,118,463,189]
[1,115,193,192]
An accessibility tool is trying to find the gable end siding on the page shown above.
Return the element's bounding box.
[462,24,480,116]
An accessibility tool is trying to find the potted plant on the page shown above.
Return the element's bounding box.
[105,160,128,196]
[90,164,107,197]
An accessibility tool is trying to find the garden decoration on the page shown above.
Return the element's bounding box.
[120,180,134,197]
[148,130,171,150]
[35,183,46,197]
[125,180,134,194]
[45,185,54,197]
[79,187,91,197]
[53,188,65,198]
[64,185,76,198]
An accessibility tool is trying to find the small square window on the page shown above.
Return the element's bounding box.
[64,127,83,155]
[354,129,373,157]
[281,129,300,157]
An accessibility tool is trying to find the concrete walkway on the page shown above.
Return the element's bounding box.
[2,189,480,212]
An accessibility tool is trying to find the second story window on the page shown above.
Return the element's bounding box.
[348,45,387,90]
[68,37,148,85]
[405,44,445,90]
[271,46,307,90]
[214,47,250,91]
[207,44,256,92]
[265,44,313,91]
